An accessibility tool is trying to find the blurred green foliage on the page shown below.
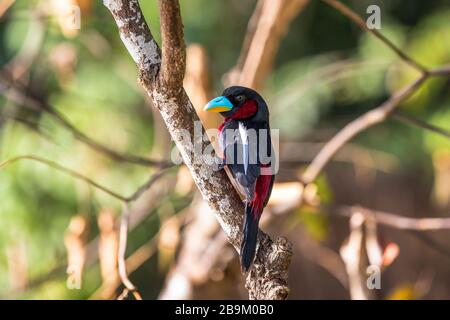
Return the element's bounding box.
[0,0,449,299]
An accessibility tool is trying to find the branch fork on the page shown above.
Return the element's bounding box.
[104,0,293,300]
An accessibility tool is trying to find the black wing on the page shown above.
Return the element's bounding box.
[219,120,260,200]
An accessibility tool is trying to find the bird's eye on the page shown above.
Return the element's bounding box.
[235,94,245,103]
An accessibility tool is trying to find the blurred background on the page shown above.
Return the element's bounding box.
[1,0,450,299]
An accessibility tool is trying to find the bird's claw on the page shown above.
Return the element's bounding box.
[214,157,226,171]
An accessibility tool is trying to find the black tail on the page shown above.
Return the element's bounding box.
[240,202,260,272]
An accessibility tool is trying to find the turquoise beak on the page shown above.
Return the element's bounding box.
[204,96,233,113]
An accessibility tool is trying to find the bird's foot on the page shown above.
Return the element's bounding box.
[213,157,226,171]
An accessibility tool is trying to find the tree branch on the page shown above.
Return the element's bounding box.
[117,203,142,300]
[160,0,309,297]
[340,212,368,300]
[337,206,450,231]
[0,155,129,201]
[104,0,293,300]
[103,0,161,79]
[392,111,450,140]
[158,0,186,89]
[333,205,450,261]
[301,74,427,184]
[21,172,175,295]
[430,65,450,76]
[321,0,428,74]
[225,0,310,90]
[300,1,450,186]
[0,155,172,203]
[1,74,171,168]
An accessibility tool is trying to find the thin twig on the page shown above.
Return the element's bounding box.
[92,233,158,299]
[294,226,349,289]
[0,155,174,203]
[334,205,450,261]
[321,0,428,74]
[117,203,142,300]
[0,155,129,201]
[48,107,173,168]
[429,65,450,76]
[337,206,450,231]
[407,231,450,260]
[118,172,174,299]
[392,111,450,139]
[300,0,450,187]
[0,74,172,168]
[0,114,54,141]
[21,173,174,296]
[126,169,170,202]
[301,74,428,184]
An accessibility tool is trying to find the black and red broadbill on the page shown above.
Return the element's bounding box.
[204,86,275,272]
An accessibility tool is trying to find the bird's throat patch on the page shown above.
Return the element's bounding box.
[229,100,258,120]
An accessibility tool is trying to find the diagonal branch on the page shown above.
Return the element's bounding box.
[0,0,16,18]
[1,74,171,167]
[321,0,428,74]
[0,155,172,203]
[0,155,129,201]
[104,0,292,300]
[300,1,450,186]
[301,74,427,184]
[226,0,310,90]
[392,111,450,140]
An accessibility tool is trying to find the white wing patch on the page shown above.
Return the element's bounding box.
[238,122,249,175]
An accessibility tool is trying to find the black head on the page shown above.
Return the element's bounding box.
[204,86,269,122]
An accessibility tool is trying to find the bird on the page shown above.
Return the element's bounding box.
[204,86,275,272]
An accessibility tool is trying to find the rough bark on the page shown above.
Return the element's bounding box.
[103,0,292,300]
